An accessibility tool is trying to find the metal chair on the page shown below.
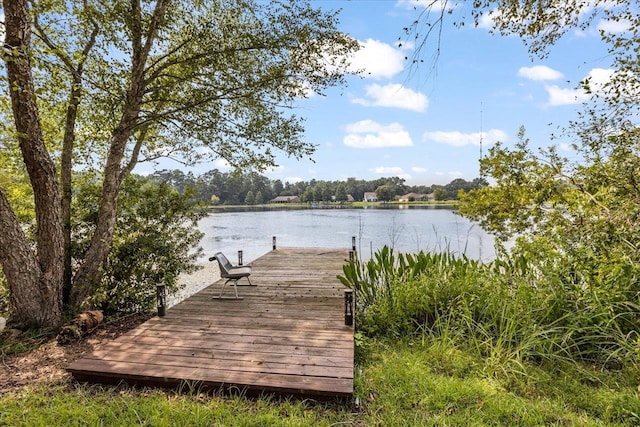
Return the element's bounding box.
[209,252,253,299]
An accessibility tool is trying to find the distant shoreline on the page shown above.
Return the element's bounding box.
[207,200,458,211]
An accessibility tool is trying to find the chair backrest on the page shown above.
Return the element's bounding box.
[214,252,233,275]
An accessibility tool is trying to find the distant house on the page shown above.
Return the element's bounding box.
[398,192,429,202]
[270,195,300,204]
[363,192,378,202]
[347,194,355,202]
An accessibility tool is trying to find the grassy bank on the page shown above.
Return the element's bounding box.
[2,337,639,426]
[4,244,640,425]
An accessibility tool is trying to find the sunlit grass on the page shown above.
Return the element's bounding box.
[355,339,640,426]
[0,383,353,427]
[3,338,640,426]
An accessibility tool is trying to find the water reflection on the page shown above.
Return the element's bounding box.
[197,205,497,264]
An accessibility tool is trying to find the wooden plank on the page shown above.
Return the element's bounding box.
[110,335,352,358]
[127,323,352,342]
[79,342,353,367]
[115,330,351,349]
[70,359,353,396]
[68,248,354,398]
[76,350,354,379]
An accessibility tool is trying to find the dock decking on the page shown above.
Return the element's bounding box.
[68,248,354,398]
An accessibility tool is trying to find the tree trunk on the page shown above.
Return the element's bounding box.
[70,0,169,308]
[1,0,64,327]
[61,77,82,305]
[0,191,52,326]
[70,90,147,306]
[69,141,124,309]
[33,12,99,306]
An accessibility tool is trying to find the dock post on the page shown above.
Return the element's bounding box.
[156,285,166,317]
[272,236,277,250]
[344,289,353,326]
[349,251,354,261]
[238,250,243,266]
[351,236,356,252]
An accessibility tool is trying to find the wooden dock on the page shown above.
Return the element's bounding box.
[68,248,354,398]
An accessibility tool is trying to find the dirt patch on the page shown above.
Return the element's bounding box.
[0,313,153,396]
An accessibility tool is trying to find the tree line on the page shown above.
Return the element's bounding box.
[150,169,488,204]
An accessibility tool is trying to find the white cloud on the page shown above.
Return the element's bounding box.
[350,39,406,79]
[587,67,615,87]
[545,68,614,106]
[412,166,427,173]
[477,8,501,29]
[344,120,413,148]
[264,165,284,174]
[423,129,507,147]
[558,142,575,152]
[597,18,631,34]
[372,166,404,174]
[352,83,428,112]
[295,80,316,99]
[518,65,563,81]
[573,29,588,38]
[371,166,411,180]
[285,176,303,184]
[434,170,464,179]
[477,14,494,29]
[545,85,589,106]
[213,158,232,170]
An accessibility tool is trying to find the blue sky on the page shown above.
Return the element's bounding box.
[155,0,619,186]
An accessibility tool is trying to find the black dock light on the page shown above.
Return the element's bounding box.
[156,284,166,317]
[352,236,356,252]
[238,250,243,266]
[272,236,277,250]
[344,289,354,326]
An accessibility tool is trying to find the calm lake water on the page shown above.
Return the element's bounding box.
[197,206,497,263]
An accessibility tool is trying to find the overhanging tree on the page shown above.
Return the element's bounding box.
[403,1,640,361]
[405,1,640,232]
[0,0,357,327]
[408,2,640,297]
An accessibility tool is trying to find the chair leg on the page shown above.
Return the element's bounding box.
[212,278,241,299]
[218,280,227,298]
[237,276,255,286]
[232,279,239,299]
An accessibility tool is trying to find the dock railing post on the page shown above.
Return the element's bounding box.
[156,285,166,317]
[344,289,354,326]
[238,250,243,266]
[272,236,277,250]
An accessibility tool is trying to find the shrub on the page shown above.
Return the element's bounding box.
[340,246,640,369]
[73,174,205,314]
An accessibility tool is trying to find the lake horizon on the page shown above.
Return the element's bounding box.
[196,205,498,264]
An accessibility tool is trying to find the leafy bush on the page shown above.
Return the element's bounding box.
[339,247,483,336]
[73,174,206,314]
[453,129,640,367]
[340,246,640,370]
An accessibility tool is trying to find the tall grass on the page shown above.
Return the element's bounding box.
[339,246,640,371]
